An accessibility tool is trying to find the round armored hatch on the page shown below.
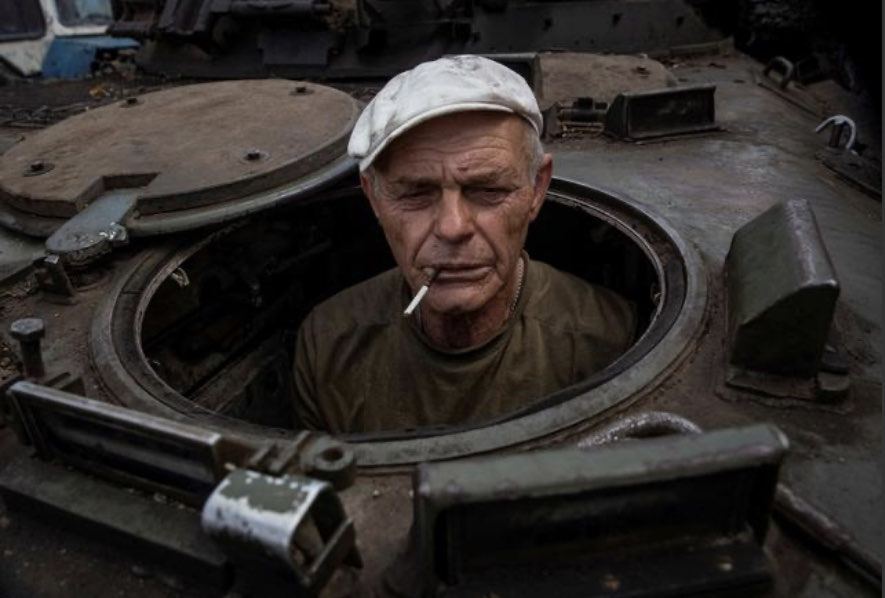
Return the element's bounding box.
[91,178,708,466]
[0,80,360,241]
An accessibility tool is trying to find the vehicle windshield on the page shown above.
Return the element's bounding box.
[56,0,113,27]
[0,0,45,41]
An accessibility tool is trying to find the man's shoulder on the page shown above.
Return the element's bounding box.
[526,260,636,339]
[303,267,402,332]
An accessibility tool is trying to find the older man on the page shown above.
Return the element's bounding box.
[294,55,636,433]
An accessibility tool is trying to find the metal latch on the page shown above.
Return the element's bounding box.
[202,469,362,595]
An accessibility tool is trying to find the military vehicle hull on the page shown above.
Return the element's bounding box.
[0,47,880,598]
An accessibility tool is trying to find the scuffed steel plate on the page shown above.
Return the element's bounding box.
[0,80,360,220]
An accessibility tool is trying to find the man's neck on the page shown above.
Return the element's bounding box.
[419,257,524,351]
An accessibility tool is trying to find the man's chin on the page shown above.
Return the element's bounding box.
[423,288,491,316]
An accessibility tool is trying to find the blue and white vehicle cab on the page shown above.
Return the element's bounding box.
[0,0,136,80]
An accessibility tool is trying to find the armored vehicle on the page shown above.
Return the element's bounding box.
[0,3,880,597]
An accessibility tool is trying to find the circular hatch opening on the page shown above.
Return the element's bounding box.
[92,178,707,465]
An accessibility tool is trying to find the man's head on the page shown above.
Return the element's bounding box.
[348,56,552,326]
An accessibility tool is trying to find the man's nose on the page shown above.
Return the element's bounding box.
[433,188,474,242]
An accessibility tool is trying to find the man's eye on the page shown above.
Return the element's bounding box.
[467,186,508,202]
[396,189,435,206]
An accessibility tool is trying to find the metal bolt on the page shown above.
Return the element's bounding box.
[601,573,620,591]
[23,160,53,177]
[321,446,344,463]
[244,149,267,162]
[714,554,734,572]
[303,440,356,490]
[9,318,46,378]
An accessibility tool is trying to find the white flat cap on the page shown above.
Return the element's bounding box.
[347,55,542,171]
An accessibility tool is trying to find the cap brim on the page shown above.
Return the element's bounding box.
[358,102,516,172]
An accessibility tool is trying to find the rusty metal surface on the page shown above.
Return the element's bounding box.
[0,80,360,219]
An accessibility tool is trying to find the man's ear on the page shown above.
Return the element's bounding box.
[360,172,381,219]
[529,153,553,221]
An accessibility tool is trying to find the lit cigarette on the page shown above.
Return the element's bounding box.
[404,268,439,317]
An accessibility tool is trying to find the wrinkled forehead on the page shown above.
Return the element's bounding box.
[372,111,531,175]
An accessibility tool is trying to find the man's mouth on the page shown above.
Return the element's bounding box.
[431,264,491,282]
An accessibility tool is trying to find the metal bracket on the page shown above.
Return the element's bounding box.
[762,56,796,90]
[815,115,857,152]
[44,190,137,267]
[34,254,76,297]
[754,56,823,117]
[202,469,362,596]
[543,97,608,139]
[814,115,881,198]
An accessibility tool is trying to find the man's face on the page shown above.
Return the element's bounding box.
[361,111,553,316]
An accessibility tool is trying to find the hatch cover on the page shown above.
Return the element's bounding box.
[0,80,360,241]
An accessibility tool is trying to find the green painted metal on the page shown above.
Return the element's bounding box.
[726,199,839,378]
[415,425,788,597]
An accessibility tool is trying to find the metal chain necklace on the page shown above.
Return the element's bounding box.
[507,256,525,320]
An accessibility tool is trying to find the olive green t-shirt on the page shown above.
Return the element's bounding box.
[293,257,636,433]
